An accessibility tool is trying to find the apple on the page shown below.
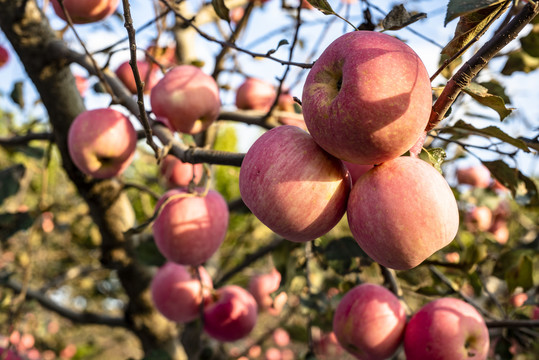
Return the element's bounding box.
[456,165,491,188]
[273,328,290,347]
[51,0,119,24]
[333,283,406,360]
[445,252,460,264]
[230,7,245,25]
[404,297,490,360]
[489,219,509,245]
[159,155,204,189]
[510,293,528,308]
[0,45,10,68]
[150,262,213,323]
[302,31,432,165]
[342,161,372,185]
[314,332,346,359]
[300,0,315,10]
[347,156,459,270]
[265,347,282,360]
[465,206,493,233]
[239,126,351,242]
[276,92,307,130]
[74,75,89,97]
[248,268,281,309]
[152,188,229,265]
[0,348,22,360]
[150,65,221,134]
[115,60,159,95]
[67,108,137,179]
[203,285,258,342]
[235,77,276,112]
[146,44,177,68]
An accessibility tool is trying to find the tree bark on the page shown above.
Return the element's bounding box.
[0,1,181,358]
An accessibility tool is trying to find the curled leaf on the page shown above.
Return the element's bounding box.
[382,4,427,31]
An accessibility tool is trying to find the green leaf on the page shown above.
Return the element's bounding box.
[442,2,509,58]
[482,160,539,206]
[305,0,335,15]
[445,0,507,26]
[381,4,427,31]
[266,39,290,56]
[462,83,514,121]
[323,236,368,261]
[0,212,34,241]
[451,120,529,151]
[520,26,539,57]
[501,50,539,75]
[419,147,446,174]
[505,255,534,294]
[0,164,26,206]
[10,81,24,109]
[134,240,166,267]
[211,0,230,22]
[479,80,511,104]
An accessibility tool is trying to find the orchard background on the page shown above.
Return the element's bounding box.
[0,0,538,359]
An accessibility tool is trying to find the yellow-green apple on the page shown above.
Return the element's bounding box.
[333,283,406,360]
[159,155,203,189]
[203,285,258,342]
[239,125,351,242]
[0,46,9,68]
[152,188,228,265]
[342,161,372,185]
[347,156,459,270]
[236,78,276,112]
[302,31,432,165]
[51,0,119,24]
[404,297,490,360]
[456,165,491,188]
[150,262,213,323]
[248,268,281,311]
[150,65,220,134]
[67,108,137,179]
[465,206,493,233]
[115,60,159,94]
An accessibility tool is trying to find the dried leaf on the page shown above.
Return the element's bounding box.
[482,160,539,206]
[501,50,539,75]
[381,4,427,31]
[445,0,507,26]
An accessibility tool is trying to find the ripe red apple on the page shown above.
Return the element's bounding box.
[465,206,493,233]
[146,44,177,68]
[67,108,137,179]
[151,262,213,323]
[273,328,290,347]
[510,293,528,308]
[239,125,351,242]
[159,155,204,189]
[489,219,509,244]
[347,157,459,270]
[249,268,281,311]
[342,161,372,185]
[203,285,258,342]
[115,60,159,95]
[150,65,221,134]
[333,283,406,360]
[152,188,229,265]
[0,46,10,68]
[229,7,245,24]
[404,297,490,360]
[235,77,276,112]
[456,165,491,188]
[51,0,119,24]
[276,92,307,130]
[302,31,432,165]
[300,0,314,9]
[74,75,89,97]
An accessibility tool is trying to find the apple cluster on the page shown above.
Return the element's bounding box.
[240,30,460,270]
[332,283,490,360]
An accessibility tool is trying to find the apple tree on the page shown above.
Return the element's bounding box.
[0,0,538,359]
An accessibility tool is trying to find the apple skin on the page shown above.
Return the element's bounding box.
[302,31,432,165]
[465,206,493,233]
[239,125,351,242]
[67,108,137,179]
[51,0,119,24]
[0,46,9,68]
[248,268,281,311]
[236,77,276,112]
[151,262,213,323]
[150,65,221,134]
[456,165,491,188]
[333,283,406,360]
[152,188,229,266]
[347,156,459,270]
[159,155,204,189]
[115,60,159,95]
[203,285,258,342]
[276,92,307,131]
[404,297,490,360]
[342,161,372,185]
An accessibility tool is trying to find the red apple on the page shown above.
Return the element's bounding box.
[74,75,89,97]
[404,297,490,360]
[235,77,276,112]
[150,65,221,134]
[229,7,245,24]
[302,31,432,165]
[51,0,119,24]
[314,332,346,359]
[159,155,204,189]
[67,108,137,179]
[300,0,314,10]
[489,219,509,245]
[0,46,10,68]
[445,252,460,264]
[115,60,159,94]
[456,165,491,188]
[0,348,22,360]
[146,44,177,68]
[249,268,281,311]
[333,283,406,360]
[276,92,307,130]
[465,206,493,233]
[342,161,372,185]
[239,126,351,242]
[347,157,459,270]
[265,347,282,360]
[203,285,258,342]
[273,328,290,347]
[152,188,229,265]
[510,293,528,308]
[151,262,213,323]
